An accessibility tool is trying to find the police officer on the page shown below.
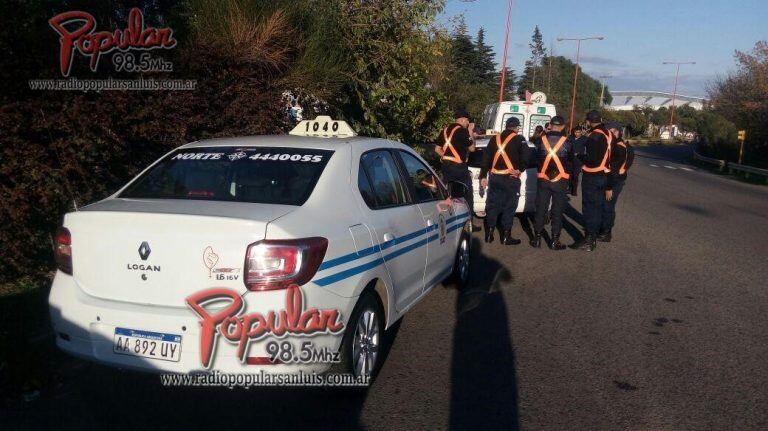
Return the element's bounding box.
[599,122,634,242]
[576,110,612,252]
[569,125,588,196]
[479,117,528,245]
[434,109,479,231]
[530,115,574,250]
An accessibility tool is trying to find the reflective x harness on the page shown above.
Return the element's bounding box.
[491,132,518,176]
[582,128,613,173]
[538,135,570,182]
[616,140,629,175]
[441,125,465,164]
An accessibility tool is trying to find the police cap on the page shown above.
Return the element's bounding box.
[585,110,602,122]
[550,115,565,126]
[605,121,622,131]
[454,109,470,119]
[505,117,520,129]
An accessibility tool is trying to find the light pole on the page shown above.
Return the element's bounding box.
[498,0,514,102]
[557,36,604,131]
[599,74,612,107]
[662,61,695,137]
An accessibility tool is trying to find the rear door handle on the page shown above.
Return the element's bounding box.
[383,233,395,242]
[426,219,434,227]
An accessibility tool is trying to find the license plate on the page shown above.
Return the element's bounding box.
[113,327,182,362]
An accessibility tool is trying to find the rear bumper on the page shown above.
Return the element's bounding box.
[49,272,356,375]
[469,168,537,216]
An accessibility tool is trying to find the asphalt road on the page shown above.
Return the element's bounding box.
[4,144,768,430]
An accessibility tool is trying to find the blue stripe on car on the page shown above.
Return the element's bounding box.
[313,213,469,287]
[317,212,468,272]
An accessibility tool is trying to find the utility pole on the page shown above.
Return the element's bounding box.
[557,36,605,131]
[599,74,612,107]
[547,39,554,95]
[662,61,696,138]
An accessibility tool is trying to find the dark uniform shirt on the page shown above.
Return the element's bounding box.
[572,134,588,157]
[607,138,634,190]
[479,129,528,179]
[434,123,473,167]
[532,131,574,180]
[579,123,611,175]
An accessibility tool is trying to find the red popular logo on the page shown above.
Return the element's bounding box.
[186,285,344,368]
[49,7,177,76]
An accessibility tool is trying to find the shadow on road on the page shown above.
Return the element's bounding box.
[516,213,536,242]
[449,238,520,430]
[562,202,585,244]
[0,285,54,407]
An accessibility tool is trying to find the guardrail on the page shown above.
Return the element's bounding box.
[692,150,726,172]
[692,149,768,183]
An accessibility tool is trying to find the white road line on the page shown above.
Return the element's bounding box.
[664,165,678,170]
[680,167,694,171]
[650,164,659,167]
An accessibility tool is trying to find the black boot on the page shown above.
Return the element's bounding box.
[550,234,566,250]
[484,222,495,244]
[597,230,612,242]
[577,235,597,252]
[529,231,542,248]
[502,229,521,245]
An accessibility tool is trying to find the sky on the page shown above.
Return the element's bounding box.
[440,0,767,98]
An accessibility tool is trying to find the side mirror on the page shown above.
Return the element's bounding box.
[447,181,468,200]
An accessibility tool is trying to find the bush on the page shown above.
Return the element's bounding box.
[0,6,293,284]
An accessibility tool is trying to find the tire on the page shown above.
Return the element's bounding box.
[446,227,471,288]
[332,291,385,384]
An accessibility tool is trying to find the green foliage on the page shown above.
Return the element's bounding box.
[439,20,506,120]
[708,40,768,166]
[323,0,451,144]
[519,55,609,124]
[601,109,650,137]
[521,26,546,91]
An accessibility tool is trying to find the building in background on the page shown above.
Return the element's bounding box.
[608,91,708,111]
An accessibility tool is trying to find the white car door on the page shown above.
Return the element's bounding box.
[358,150,426,311]
[394,150,455,291]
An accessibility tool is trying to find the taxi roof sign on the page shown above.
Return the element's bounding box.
[289,116,357,138]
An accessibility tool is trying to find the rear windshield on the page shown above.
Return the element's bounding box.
[120,146,333,206]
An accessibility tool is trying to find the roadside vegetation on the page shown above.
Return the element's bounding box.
[600,41,768,169]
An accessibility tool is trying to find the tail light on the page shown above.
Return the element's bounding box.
[54,227,72,275]
[244,237,328,291]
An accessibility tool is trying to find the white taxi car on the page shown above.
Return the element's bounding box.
[468,95,558,217]
[49,117,472,381]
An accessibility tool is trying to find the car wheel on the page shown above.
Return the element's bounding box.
[333,291,385,384]
[447,228,471,288]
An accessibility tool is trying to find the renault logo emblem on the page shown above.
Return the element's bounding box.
[138,241,151,260]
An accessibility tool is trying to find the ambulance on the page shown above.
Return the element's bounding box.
[468,92,558,217]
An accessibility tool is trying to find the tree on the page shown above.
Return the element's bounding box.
[497,67,517,101]
[518,55,606,123]
[708,40,768,166]
[473,28,496,85]
[439,20,502,119]
[449,16,476,80]
[521,26,546,92]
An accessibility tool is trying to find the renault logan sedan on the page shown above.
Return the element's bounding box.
[49,117,472,383]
